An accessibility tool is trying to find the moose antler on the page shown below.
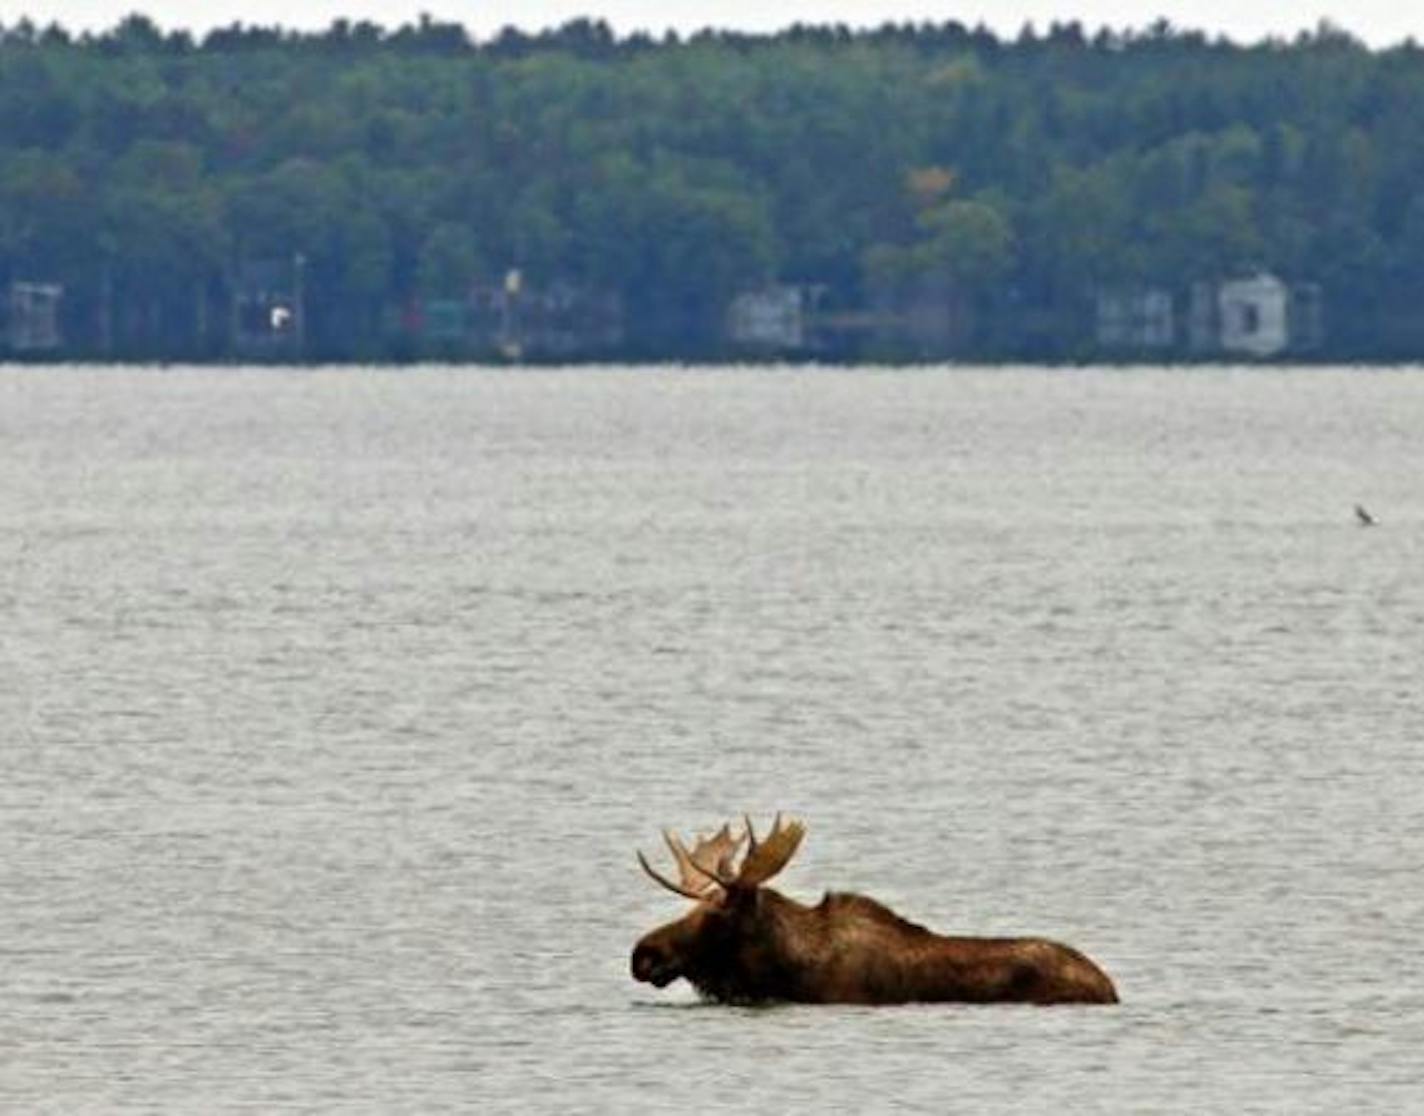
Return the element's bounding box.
[638,823,746,902]
[737,813,805,888]
[638,815,805,901]
[666,825,743,890]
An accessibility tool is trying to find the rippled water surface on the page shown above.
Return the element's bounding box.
[3,366,1423,1112]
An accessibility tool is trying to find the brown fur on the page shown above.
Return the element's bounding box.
[632,888,1117,1006]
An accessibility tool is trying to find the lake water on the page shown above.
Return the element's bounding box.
[2,365,1422,1112]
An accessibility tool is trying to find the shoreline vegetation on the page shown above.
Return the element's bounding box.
[3,16,1423,364]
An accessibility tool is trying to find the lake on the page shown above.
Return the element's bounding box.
[2,365,1422,1112]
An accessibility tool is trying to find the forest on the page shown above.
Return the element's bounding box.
[2,15,1423,361]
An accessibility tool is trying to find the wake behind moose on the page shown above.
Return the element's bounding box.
[632,815,1117,1006]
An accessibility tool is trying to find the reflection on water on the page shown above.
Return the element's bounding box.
[2,366,1423,1112]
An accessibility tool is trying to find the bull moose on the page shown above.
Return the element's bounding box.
[632,815,1117,1005]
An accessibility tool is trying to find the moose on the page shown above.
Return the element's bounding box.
[632,815,1117,1005]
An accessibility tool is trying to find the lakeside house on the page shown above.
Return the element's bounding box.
[1188,272,1324,358]
[1095,287,1174,351]
[395,271,625,359]
[466,272,624,358]
[726,285,825,351]
[4,281,64,352]
[233,257,305,357]
[1096,271,1325,359]
[1192,272,1289,357]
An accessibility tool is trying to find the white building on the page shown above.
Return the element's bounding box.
[1217,272,1290,357]
[727,285,821,350]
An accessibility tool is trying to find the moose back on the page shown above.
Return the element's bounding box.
[632,816,1117,1006]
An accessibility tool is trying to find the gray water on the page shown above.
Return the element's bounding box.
[2,366,1422,1113]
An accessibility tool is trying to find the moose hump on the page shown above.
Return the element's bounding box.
[631,815,1118,1006]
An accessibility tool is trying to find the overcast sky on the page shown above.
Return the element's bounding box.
[1,0,1420,48]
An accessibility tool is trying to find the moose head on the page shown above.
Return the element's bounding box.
[631,814,806,1003]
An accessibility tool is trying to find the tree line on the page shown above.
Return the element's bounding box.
[2,15,1423,360]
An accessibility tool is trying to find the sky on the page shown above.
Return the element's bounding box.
[0,0,1421,49]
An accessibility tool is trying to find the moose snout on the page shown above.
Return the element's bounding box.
[631,944,677,987]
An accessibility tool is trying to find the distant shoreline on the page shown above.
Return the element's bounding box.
[4,21,1419,362]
